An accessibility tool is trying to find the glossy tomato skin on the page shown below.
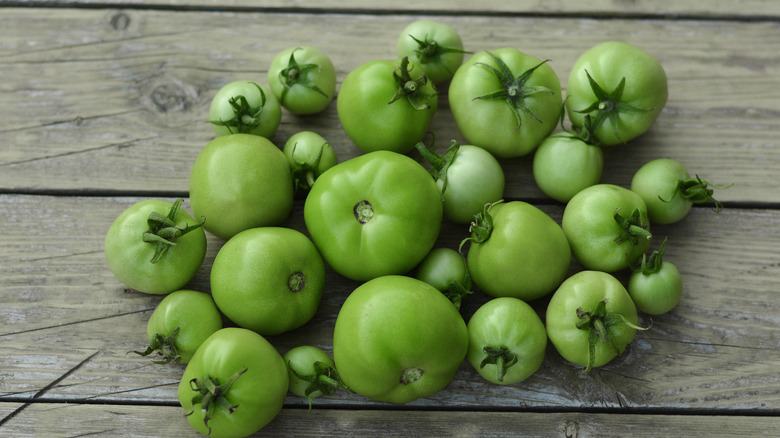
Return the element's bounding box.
[332,276,468,404]
[178,328,288,438]
[629,260,683,315]
[141,289,222,364]
[467,297,547,385]
[209,81,281,138]
[104,199,206,295]
[630,158,692,225]
[449,48,563,158]
[466,201,571,302]
[303,151,443,282]
[210,227,325,336]
[438,144,505,224]
[566,41,667,146]
[337,58,438,154]
[562,184,651,272]
[546,271,639,370]
[189,134,294,240]
[267,46,336,115]
[533,135,604,202]
[396,19,467,85]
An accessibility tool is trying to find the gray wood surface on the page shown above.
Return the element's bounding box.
[1,1,778,436]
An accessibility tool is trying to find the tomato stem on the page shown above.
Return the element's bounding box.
[185,367,247,435]
[480,345,518,383]
[133,327,181,364]
[278,47,329,105]
[575,300,649,372]
[407,33,471,74]
[142,199,204,264]
[388,56,438,110]
[415,140,461,201]
[287,360,350,411]
[206,82,268,134]
[661,175,732,213]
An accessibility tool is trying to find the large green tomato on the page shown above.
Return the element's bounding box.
[337,57,438,154]
[303,151,443,281]
[104,199,206,295]
[464,201,571,302]
[566,41,668,146]
[210,227,325,336]
[546,270,643,372]
[449,48,563,158]
[332,276,468,404]
[189,134,294,240]
[178,328,288,438]
[208,81,281,138]
[396,19,468,85]
[562,184,652,272]
[467,297,547,385]
[267,46,337,115]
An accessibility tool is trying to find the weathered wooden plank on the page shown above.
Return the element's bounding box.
[1,402,779,438]
[0,9,778,203]
[5,0,780,18]
[1,194,778,411]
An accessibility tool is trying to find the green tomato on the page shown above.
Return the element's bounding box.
[415,247,472,312]
[104,199,206,295]
[628,238,683,315]
[546,270,643,372]
[332,275,468,404]
[268,46,337,115]
[189,134,294,240]
[282,131,338,195]
[562,184,652,272]
[630,158,726,225]
[449,48,563,158]
[135,289,222,364]
[396,19,468,85]
[208,81,281,138]
[210,227,325,336]
[533,134,603,202]
[416,140,505,224]
[337,57,438,154]
[566,41,668,146]
[467,297,547,385]
[178,327,288,438]
[283,345,346,407]
[464,201,571,302]
[303,150,443,282]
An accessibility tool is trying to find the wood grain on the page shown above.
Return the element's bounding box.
[0,9,778,203]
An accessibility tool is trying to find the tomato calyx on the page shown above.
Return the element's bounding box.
[574,71,652,144]
[630,236,668,275]
[407,33,471,74]
[613,207,652,248]
[134,326,181,364]
[459,200,503,252]
[575,300,648,372]
[287,360,350,410]
[662,175,732,213]
[415,140,460,201]
[388,57,438,110]
[185,367,248,435]
[142,199,205,264]
[473,52,555,131]
[289,140,328,194]
[207,82,268,134]
[278,47,330,103]
[400,367,424,385]
[444,279,473,314]
[479,345,518,383]
[353,200,374,224]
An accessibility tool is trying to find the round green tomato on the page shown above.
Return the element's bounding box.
[546,270,640,371]
[136,289,222,364]
[268,46,336,115]
[189,134,294,240]
[208,81,281,138]
[337,57,438,154]
[283,131,338,195]
[415,247,472,311]
[283,345,342,404]
[449,48,562,158]
[303,151,443,282]
[566,41,668,146]
[465,201,571,302]
[396,19,467,85]
[332,275,468,404]
[417,141,505,224]
[210,227,325,336]
[178,327,288,438]
[467,297,547,385]
[533,135,603,202]
[629,261,682,315]
[562,184,651,272]
[104,199,206,295]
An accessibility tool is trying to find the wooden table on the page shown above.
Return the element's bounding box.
[2,1,779,436]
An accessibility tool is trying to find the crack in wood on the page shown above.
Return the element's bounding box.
[0,135,156,167]
[0,308,154,338]
[0,109,140,135]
